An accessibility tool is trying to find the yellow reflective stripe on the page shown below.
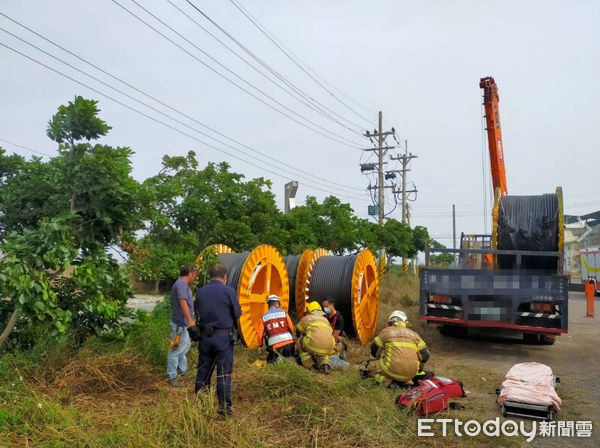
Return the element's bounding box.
[304,341,332,355]
[582,254,600,273]
[299,352,312,361]
[387,341,418,350]
[374,374,385,384]
[373,336,383,348]
[306,321,331,329]
[378,360,412,381]
[296,323,304,332]
[417,340,427,350]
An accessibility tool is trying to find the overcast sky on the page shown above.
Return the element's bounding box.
[1,0,599,248]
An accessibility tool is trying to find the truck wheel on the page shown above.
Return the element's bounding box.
[523,333,540,344]
[439,325,467,338]
[540,335,556,345]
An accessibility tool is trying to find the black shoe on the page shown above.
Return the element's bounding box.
[387,380,410,390]
[320,364,331,375]
[217,407,233,418]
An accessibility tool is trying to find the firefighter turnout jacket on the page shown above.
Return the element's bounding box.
[371,325,428,382]
[257,308,295,349]
[296,312,335,356]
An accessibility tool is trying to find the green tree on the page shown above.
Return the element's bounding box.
[0,96,140,349]
[131,154,286,287]
[429,240,455,266]
[281,196,363,254]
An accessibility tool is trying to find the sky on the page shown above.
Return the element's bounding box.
[1,0,599,249]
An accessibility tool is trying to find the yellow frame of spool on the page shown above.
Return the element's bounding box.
[236,244,289,348]
[295,248,329,319]
[195,244,234,267]
[378,249,387,279]
[351,249,379,344]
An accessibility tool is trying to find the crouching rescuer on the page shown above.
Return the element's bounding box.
[296,301,335,373]
[361,310,430,386]
[257,294,296,363]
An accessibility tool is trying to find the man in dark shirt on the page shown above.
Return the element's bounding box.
[322,298,348,361]
[167,264,197,387]
[194,263,241,417]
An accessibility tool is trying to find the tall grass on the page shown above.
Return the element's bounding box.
[0,274,525,447]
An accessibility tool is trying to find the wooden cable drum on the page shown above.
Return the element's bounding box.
[308,249,379,344]
[294,248,329,319]
[219,245,289,348]
[492,187,564,272]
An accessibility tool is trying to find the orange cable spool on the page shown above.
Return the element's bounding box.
[195,244,234,267]
[308,249,379,344]
[219,245,289,348]
[295,248,329,319]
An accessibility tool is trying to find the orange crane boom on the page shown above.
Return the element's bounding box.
[480,76,508,196]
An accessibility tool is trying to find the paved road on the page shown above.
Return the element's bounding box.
[128,294,163,313]
[440,292,599,446]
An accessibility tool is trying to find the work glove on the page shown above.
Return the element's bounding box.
[187,325,201,342]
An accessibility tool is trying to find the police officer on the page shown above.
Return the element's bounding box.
[194,263,241,417]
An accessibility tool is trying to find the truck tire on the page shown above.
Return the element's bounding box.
[540,335,556,345]
[439,325,467,338]
[523,333,540,344]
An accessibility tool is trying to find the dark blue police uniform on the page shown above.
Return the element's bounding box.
[194,279,241,413]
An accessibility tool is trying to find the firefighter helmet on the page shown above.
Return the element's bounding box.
[388,310,408,324]
[305,301,322,313]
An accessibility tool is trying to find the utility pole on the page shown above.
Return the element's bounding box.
[453,204,457,265]
[452,204,456,252]
[363,111,395,224]
[390,140,418,224]
[377,112,384,224]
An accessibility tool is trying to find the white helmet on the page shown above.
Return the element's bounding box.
[266,294,280,304]
[388,310,408,324]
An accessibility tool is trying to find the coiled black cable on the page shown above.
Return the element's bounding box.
[284,255,301,308]
[497,193,559,271]
[219,252,250,289]
[308,255,357,336]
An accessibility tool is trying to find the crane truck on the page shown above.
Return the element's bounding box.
[419,77,568,345]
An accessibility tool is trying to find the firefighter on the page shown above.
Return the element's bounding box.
[296,301,335,374]
[257,295,296,363]
[360,310,430,386]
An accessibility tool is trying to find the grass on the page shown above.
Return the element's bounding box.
[0,272,528,448]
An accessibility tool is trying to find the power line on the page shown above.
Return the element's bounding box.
[0,13,365,194]
[176,0,367,133]
[111,0,364,149]
[227,0,375,126]
[0,40,370,202]
[0,137,52,158]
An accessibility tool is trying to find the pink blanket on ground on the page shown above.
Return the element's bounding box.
[497,362,562,411]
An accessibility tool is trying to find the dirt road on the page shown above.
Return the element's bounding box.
[432,292,598,446]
